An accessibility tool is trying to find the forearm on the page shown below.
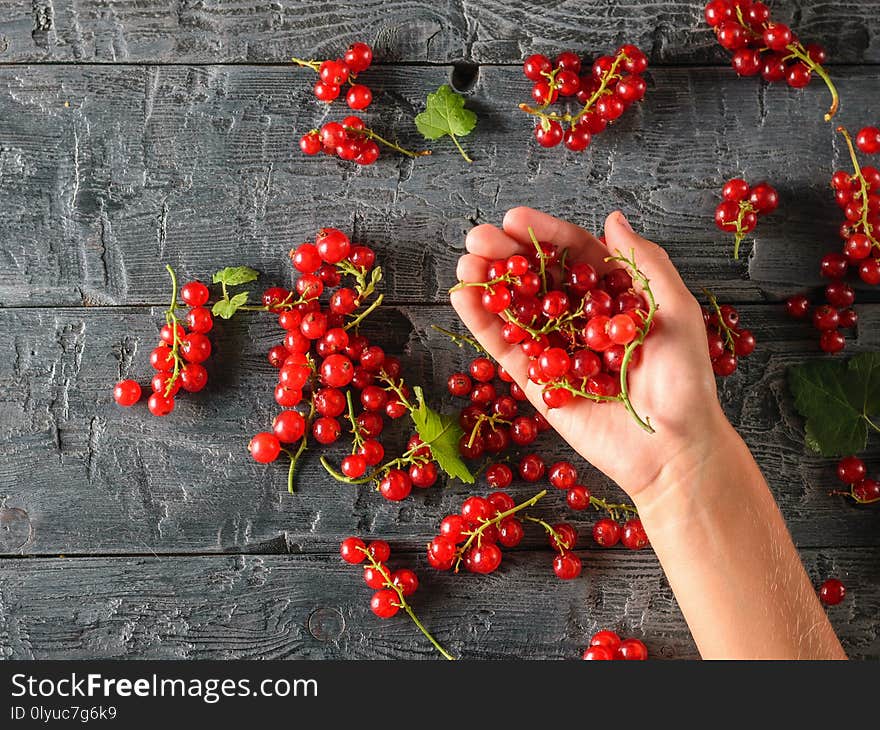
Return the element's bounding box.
[635,410,846,660]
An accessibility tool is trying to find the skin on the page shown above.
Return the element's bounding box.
[451,207,846,660]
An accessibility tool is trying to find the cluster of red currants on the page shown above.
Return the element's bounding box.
[453,235,656,432]
[702,292,756,376]
[705,0,838,121]
[520,45,648,151]
[427,492,540,575]
[293,42,374,109]
[112,276,213,416]
[300,116,381,166]
[831,456,880,505]
[340,536,454,659]
[783,127,880,353]
[714,178,778,259]
[581,630,648,660]
[448,353,548,461]
[339,537,418,618]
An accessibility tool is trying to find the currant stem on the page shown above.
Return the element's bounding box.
[345,390,365,451]
[449,133,473,163]
[522,515,572,551]
[163,265,184,398]
[345,293,383,331]
[702,287,739,352]
[453,490,547,572]
[284,394,315,494]
[528,226,548,295]
[606,249,656,434]
[290,57,321,73]
[785,43,840,121]
[589,495,638,520]
[430,325,488,355]
[356,547,455,661]
[346,126,431,158]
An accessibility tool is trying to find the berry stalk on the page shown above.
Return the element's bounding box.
[452,489,547,572]
[356,546,455,660]
[163,265,185,398]
[344,125,431,159]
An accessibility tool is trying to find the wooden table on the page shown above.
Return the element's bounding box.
[0,1,878,660]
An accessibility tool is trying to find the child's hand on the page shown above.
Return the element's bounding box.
[451,207,726,503]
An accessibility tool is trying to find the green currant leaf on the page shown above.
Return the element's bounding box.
[410,386,474,483]
[212,291,249,319]
[788,353,880,457]
[213,266,259,287]
[415,85,476,162]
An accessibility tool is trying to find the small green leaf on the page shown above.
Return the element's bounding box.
[213,266,259,287]
[410,386,474,483]
[788,353,880,457]
[212,291,249,319]
[415,85,476,162]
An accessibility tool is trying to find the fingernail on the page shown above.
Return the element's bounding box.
[617,212,634,232]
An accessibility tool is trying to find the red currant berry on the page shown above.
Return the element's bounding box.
[272,410,306,443]
[818,578,846,606]
[344,42,373,73]
[180,281,209,306]
[300,131,321,155]
[113,379,142,406]
[249,432,280,463]
[409,462,438,488]
[391,569,419,596]
[315,228,351,264]
[856,126,880,155]
[812,305,840,331]
[593,518,621,547]
[370,589,399,619]
[819,329,846,354]
[340,536,366,564]
[518,453,546,482]
[549,461,578,490]
[785,294,810,319]
[616,638,648,660]
[486,463,513,489]
[621,518,649,550]
[837,455,866,484]
[180,363,208,393]
[582,646,614,660]
[590,630,621,650]
[379,469,412,501]
[346,84,372,110]
[312,416,341,445]
[534,120,563,147]
[553,552,582,580]
[566,485,591,510]
[469,543,503,574]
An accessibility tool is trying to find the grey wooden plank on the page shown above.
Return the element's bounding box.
[1,1,879,64]
[0,549,876,660]
[0,304,878,556]
[0,64,877,308]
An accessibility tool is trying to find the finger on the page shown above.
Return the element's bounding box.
[456,253,489,284]
[502,206,614,274]
[449,285,530,386]
[603,211,696,312]
[465,223,527,260]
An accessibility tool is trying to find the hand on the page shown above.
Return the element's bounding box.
[451,207,727,503]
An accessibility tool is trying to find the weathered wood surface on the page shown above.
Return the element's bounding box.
[1,304,878,556]
[1,64,879,308]
[2,1,880,64]
[1,548,878,660]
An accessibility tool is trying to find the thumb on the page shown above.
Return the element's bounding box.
[603,211,693,310]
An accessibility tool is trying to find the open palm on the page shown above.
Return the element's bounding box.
[450,207,724,500]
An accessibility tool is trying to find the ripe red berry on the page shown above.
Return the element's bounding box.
[593,518,621,547]
[249,432,281,463]
[621,518,649,550]
[819,329,846,354]
[553,552,582,580]
[548,461,578,490]
[523,53,552,81]
[180,363,208,393]
[486,463,514,490]
[818,578,846,606]
[812,305,840,331]
[391,569,419,596]
[147,392,174,416]
[566,485,591,511]
[344,42,373,73]
[409,462,438,488]
[272,410,306,443]
[856,126,880,155]
[469,543,503,574]
[590,630,621,651]
[316,228,351,264]
[837,456,866,484]
[379,469,412,501]
[763,22,793,52]
[535,120,564,147]
[518,453,546,482]
[180,281,209,306]
[785,294,810,319]
[749,182,779,214]
[113,380,142,407]
[340,536,366,564]
[312,416,341,445]
[461,495,493,526]
[370,589,400,618]
[616,638,648,660]
[346,84,372,110]
[498,517,524,548]
[582,646,615,660]
[428,535,456,570]
[300,132,321,155]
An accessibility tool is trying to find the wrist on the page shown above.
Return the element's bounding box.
[632,406,755,525]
